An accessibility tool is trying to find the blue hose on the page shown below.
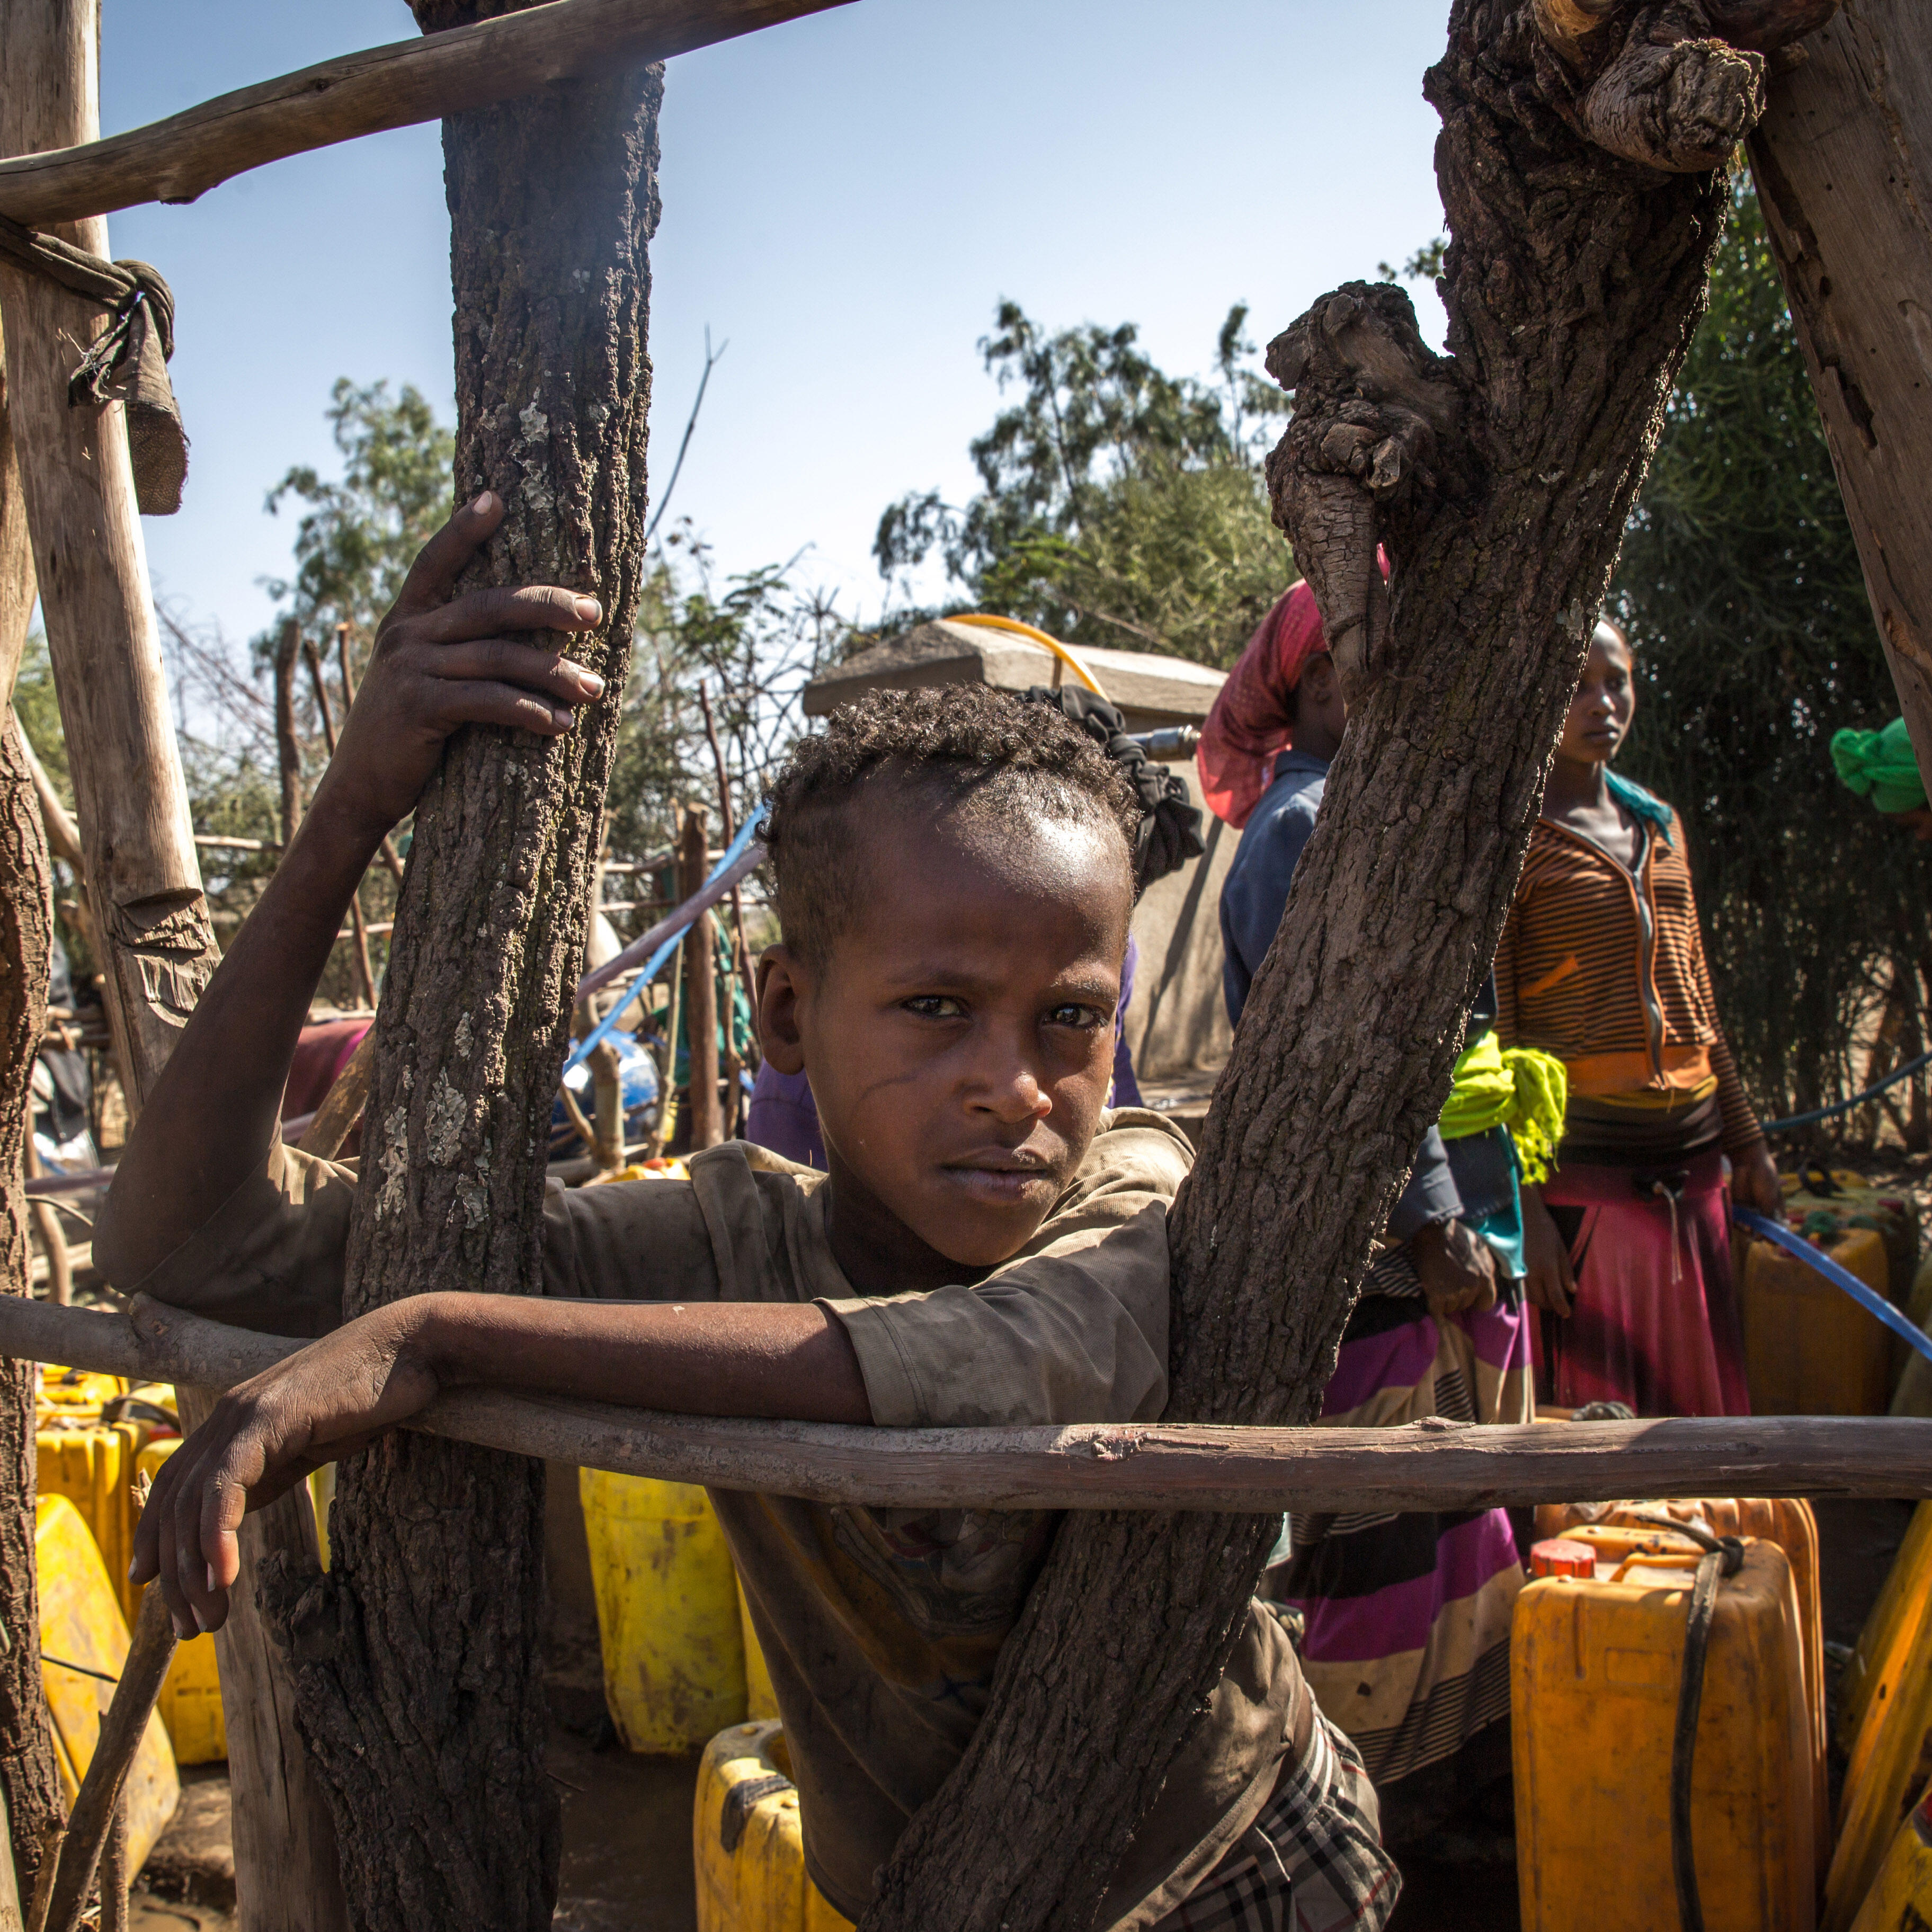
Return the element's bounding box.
[564,803,767,1078]
[1733,1206,1932,1368]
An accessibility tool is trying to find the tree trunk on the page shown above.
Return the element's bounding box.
[253,14,662,1925]
[1746,2,1932,794]
[680,804,722,1150]
[0,10,346,1925]
[0,337,61,1909]
[863,5,1824,1928]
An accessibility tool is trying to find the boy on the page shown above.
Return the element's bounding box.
[101,494,1396,1930]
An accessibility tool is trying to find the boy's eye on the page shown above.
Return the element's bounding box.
[1045,1003,1107,1030]
[903,995,968,1020]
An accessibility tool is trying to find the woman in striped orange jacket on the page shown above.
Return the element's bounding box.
[1497,620,1780,1419]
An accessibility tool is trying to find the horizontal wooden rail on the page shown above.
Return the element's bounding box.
[5,1295,1930,1513]
[0,0,854,227]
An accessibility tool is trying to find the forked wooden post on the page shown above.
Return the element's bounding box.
[0,5,346,1924]
[1750,2,1932,795]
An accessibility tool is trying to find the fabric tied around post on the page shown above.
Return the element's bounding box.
[0,212,188,514]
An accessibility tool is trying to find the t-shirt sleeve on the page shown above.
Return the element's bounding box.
[822,1116,1190,1428]
[121,1140,361,1339]
[124,1141,723,1335]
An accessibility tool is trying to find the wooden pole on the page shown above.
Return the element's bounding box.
[272,622,302,850]
[4,1293,1932,1514]
[37,1583,174,1932]
[698,682,758,1075]
[1749,3,1932,794]
[0,2,220,1111]
[332,628,406,887]
[679,805,721,1150]
[0,8,346,1925]
[0,0,851,228]
[300,640,377,1009]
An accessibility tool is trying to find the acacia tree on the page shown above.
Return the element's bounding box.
[254,12,662,1926]
[863,2,1836,1927]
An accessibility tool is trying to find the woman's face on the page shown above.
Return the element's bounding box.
[1558,625,1636,767]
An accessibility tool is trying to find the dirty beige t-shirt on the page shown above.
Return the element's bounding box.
[130,1109,1307,1929]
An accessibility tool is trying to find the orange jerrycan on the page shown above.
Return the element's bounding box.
[1848,1780,1932,1932]
[1513,1536,1815,1932]
[1841,1504,1932,1756]
[694,1720,856,1932]
[1739,1223,1892,1415]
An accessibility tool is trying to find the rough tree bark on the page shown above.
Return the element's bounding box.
[0,335,62,1909]
[1745,2,1932,791]
[253,12,661,1927]
[863,4,1834,1928]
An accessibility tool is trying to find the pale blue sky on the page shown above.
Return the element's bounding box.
[97,0,1452,649]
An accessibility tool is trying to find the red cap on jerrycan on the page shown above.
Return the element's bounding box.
[1530,1539,1597,1580]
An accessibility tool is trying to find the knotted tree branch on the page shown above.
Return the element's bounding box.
[860,4,1839,1929]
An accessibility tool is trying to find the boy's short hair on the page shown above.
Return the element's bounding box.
[763,684,1142,970]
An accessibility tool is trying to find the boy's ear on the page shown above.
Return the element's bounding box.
[756,946,808,1076]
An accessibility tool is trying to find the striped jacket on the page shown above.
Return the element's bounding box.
[1493,807,1760,1153]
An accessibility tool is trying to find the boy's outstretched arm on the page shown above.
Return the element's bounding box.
[94,492,607,1286]
[131,1288,867,1637]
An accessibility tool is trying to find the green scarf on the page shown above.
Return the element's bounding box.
[1831,716,1928,816]
[1439,1030,1568,1184]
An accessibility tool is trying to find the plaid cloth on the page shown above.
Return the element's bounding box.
[1155,1718,1401,1932]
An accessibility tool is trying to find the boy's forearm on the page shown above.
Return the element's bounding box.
[94,791,389,1284]
[406,1293,874,1426]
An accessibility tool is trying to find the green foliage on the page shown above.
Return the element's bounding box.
[1378,237,1446,285]
[1612,183,1931,1126]
[262,378,456,655]
[874,301,1292,666]
[13,632,69,807]
[606,526,842,875]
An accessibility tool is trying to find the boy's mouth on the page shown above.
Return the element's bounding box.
[942,1150,1056,1206]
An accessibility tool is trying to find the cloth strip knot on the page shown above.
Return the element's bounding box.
[0,211,188,514]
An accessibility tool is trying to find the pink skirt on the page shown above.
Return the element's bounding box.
[1532,1150,1750,1419]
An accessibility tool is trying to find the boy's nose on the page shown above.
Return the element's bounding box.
[979,1064,1052,1125]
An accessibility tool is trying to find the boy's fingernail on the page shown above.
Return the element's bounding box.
[127,1557,138,1580]
[470,490,496,514]
[573,595,602,625]
[207,1563,218,1595]
[192,1606,211,1634]
[553,708,575,731]
[580,670,605,697]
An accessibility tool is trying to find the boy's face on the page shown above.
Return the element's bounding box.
[757,800,1132,1295]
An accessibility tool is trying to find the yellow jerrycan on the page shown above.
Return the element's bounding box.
[1739,1224,1892,1414]
[38,1415,154,1626]
[694,1720,856,1932]
[1848,1780,1932,1932]
[1841,1504,1932,1757]
[739,1578,779,1723]
[580,1468,747,1752]
[1827,1536,1932,1932]
[1513,1535,1815,1932]
[135,1439,227,1765]
[35,1494,180,1870]
[1537,1499,1827,1851]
